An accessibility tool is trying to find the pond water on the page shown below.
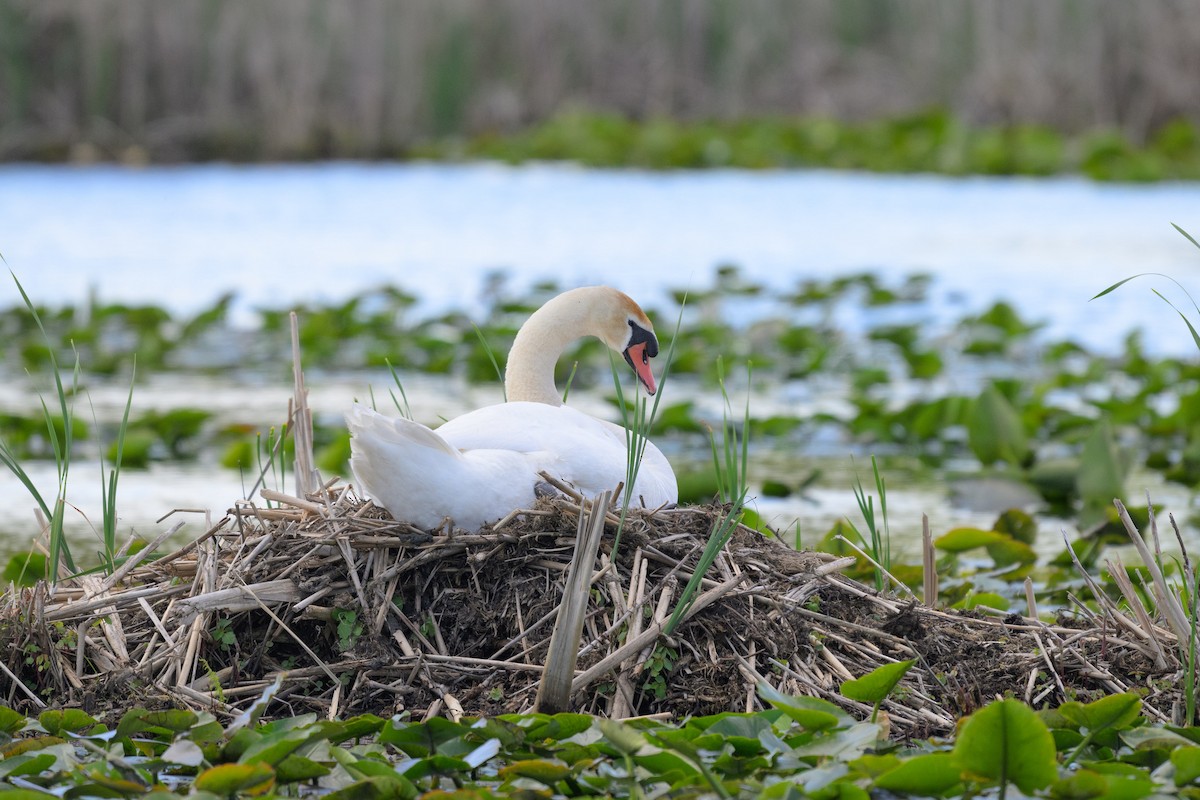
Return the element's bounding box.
[1,163,1199,559]
[3,162,1199,352]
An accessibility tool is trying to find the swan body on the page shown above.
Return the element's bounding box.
[347,286,678,530]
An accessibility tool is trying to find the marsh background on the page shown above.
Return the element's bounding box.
[3,0,1200,570]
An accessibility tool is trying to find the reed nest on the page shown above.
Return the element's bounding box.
[0,481,1189,738]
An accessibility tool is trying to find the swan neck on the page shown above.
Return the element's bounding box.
[505,292,597,405]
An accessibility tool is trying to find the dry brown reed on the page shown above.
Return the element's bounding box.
[2,0,1198,161]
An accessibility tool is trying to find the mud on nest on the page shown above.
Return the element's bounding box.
[0,484,1184,737]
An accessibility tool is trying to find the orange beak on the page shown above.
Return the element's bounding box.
[624,342,657,395]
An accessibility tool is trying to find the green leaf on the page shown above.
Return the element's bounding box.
[873,752,963,794]
[993,508,1038,545]
[936,528,1007,553]
[1050,768,1109,800]
[758,683,850,731]
[954,699,1057,793]
[0,752,57,779]
[238,728,311,767]
[140,709,200,733]
[1076,420,1125,508]
[985,537,1038,568]
[274,755,332,783]
[0,705,28,735]
[498,759,573,785]
[38,709,98,736]
[193,763,276,796]
[840,660,916,704]
[378,717,467,757]
[967,384,1030,466]
[323,775,418,800]
[1173,746,1200,785]
[1059,693,1142,733]
[400,754,473,781]
[961,592,1009,612]
[597,719,648,754]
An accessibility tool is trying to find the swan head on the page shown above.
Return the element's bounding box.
[507,285,664,405]
[595,288,660,396]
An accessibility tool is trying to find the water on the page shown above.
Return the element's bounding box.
[2,162,1198,353]
[2,162,1199,557]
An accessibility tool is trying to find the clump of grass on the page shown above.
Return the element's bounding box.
[95,361,135,573]
[842,455,893,594]
[665,358,750,637]
[0,272,80,581]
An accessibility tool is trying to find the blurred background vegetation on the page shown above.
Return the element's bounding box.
[1,0,1198,172]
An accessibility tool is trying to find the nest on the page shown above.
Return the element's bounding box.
[0,482,1186,738]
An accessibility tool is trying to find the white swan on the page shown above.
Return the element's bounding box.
[346,286,678,530]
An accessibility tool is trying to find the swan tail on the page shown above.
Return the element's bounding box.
[345,404,461,459]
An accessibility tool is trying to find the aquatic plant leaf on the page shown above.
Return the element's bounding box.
[274,754,331,783]
[993,508,1038,545]
[598,719,648,754]
[401,754,473,780]
[324,775,417,800]
[379,717,467,756]
[1050,768,1109,799]
[193,763,276,796]
[138,709,199,734]
[1077,763,1155,800]
[849,753,901,779]
[238,728,312,767]
[2,552,45,587]
[985,537,1038,568]
[873,752,963,794]
[839,660,915,704]
[0,752,56,779]
[38,709,98,736]
[758,683,849,731]
[961,592,1009,611]
[1172,746,1200,785]
[1059,693,1142,734]
[162,740,205,767]
[967,384,1030,466]
[790,723,881,764]
[1076,420,1126,508]
[498,759,573,784]
[954,699,1057,793]
[0,705,28,736]
[935,527,1007,553]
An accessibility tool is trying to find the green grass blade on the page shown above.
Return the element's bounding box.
[1174,222,1200,252]
[1090,274,1151,301]
[1150,288,1200,353]
[100,360,136,572]
[472,323,506,401]
[385,358,412,419]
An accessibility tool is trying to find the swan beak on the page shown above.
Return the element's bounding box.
[624,342,657,395]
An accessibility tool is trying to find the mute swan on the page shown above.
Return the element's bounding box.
[346,286,678,530]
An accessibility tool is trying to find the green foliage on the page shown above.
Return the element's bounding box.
[415,110,1200,181]
[954,699,1058,797]
[0,687,1198,799]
